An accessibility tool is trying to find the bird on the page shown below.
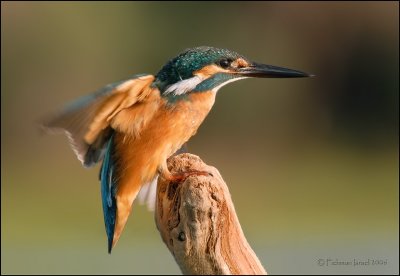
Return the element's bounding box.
[42,46,312,253]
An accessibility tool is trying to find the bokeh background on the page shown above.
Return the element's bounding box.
[1,2,398,275]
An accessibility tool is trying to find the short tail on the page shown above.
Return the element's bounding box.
[99,133,117,254]
[100,132,150,253]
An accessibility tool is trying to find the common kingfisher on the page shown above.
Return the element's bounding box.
[43,46,312,253]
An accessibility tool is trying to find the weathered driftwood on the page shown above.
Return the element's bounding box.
[155,153,267,275]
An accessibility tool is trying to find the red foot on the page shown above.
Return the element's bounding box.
[169,170,213,183]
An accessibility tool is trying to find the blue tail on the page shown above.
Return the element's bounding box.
[100,133,117,254]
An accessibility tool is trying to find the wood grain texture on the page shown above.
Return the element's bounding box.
[155,153,267,275]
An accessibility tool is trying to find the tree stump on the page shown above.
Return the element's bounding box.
[155,153,267,275]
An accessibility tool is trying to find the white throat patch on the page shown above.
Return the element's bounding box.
[164,75,203,96]
[211,77,248,93]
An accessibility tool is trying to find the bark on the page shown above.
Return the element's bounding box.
[155,153,267,275]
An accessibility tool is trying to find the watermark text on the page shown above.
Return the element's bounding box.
[317,258,388,267]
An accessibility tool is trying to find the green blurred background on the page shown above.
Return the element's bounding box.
[1,2,398,275]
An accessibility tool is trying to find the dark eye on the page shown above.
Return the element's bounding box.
[219,58,232,69]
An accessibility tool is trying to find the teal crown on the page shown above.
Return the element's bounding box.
[154,46,244,93]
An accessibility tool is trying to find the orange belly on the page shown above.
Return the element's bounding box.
[111,90,216,246]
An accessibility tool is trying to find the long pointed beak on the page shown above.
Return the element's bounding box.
[238,62,313,78]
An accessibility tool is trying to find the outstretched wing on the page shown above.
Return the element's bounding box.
[42,74,162,253]
[43,75,160,252]
[41,74,156,167]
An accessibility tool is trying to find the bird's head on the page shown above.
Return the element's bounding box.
[154,46,312,96]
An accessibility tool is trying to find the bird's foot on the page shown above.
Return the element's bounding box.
[169,170,213,183]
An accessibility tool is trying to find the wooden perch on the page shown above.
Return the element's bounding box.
[155,153,267,275]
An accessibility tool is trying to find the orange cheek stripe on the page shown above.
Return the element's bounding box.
[194,64,229,78]
[194,58,250,79]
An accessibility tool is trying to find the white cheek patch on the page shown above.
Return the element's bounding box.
[211,77,248,93]
[164,75,203,96]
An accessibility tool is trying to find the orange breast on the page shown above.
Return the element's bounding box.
[111,90,216,244]
[115,90,216,187]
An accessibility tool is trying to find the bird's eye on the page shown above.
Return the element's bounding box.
[219,58,232,69]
